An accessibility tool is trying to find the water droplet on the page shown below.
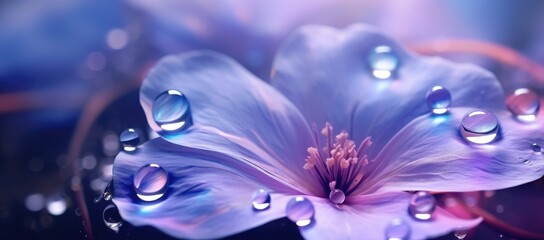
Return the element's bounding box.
[251,189,271,210]
[385,218,411,240]
[523,159,531,165]
[152,90,192,132]
[426,86,451,114]
[103,204,122,231]
[506,88,539,122]
[454,230,468,239]
[409,191,436,221]
[94,181,113,203]
[133,164,168,202]
[46,195,66,216]
[368,45,399,79]
[120,128,140,152]
[286,197,314,227]
[496,204,504,213]
[460,110,499,144]
[531,143,541,153]
[25,193,45,212]
[328,189,345,204]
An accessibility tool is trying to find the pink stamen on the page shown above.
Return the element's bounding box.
[304,122,371,202]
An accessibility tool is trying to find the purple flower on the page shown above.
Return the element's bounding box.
[112,24,544,239]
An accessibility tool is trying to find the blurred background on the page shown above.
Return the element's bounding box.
[1,0,543,239]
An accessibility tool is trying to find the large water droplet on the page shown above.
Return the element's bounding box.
[251,189,271,210]
[506,88,540,122]
[460,110,499,144]
[133,164,168,202]
[286,197,314,227]
[328,189,346,204]
[426,86,451,114]
[385,218,411,240]
[531,143,541,153]
[409,192,436,221]
[368,45,399,80]
[103,204,122,231]
[152,90,192,132]
[120,128,140,152]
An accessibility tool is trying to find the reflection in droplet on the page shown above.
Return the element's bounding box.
[409,192,436,221]
[460,110,499,144]
[251,189,271,210]
[286,197,314,227]
[454,230,468,239]
[328,189,346,205]
[46,195,67,216]
[133,164,168,201]
[385,218,411,240]
[152,90,192,132]
[25,194,45,212]
[506,88,540,122]
[96,181,114,203]
[426,86,451,114]
[103,204,122,232]
[368,45,399,80]
[531,143,542,153]
[120,128,140,152]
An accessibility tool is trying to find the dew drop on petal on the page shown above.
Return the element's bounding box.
[133,164,168,202]
[506,88,540,122]
[286,197,314,227]
[251,189,271,210]
[426,86,451,114]
[368,45,399,80]
[409,191,436,221]
[103,204,123,231]
[152,90,192,132]
[531,143,541,153]
[460,110,499,144]
[385,218,411,240]
[120,128,140,152]
[95,181,113,203]
[328,189,345,204]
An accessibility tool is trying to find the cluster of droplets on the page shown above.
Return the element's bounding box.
[250,189,315,227]
[369,45,542,147]
[105,46,542,237]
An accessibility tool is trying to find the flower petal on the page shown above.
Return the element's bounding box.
[358,108,544,195]
[271,24,504,157]
[140,51,318,194]
[300,193,481,240]
[113,138,295,239]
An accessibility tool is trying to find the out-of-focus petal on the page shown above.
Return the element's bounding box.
[113,138,295,239]
[299,192,481,240]
[357,108,544,195]
[140,51,319,194]
[272,24,504,157]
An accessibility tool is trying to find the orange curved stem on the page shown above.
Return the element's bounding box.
[454,196,544,239]
[409,39,544,84]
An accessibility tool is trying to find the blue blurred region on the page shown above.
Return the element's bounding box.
[0,0,123,92]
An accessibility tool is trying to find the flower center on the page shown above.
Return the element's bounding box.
[303,122,371,205]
